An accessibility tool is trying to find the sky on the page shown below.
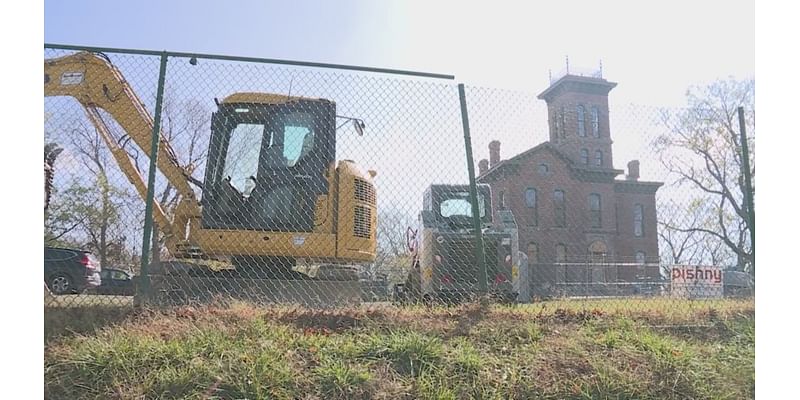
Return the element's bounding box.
[44,0,754,107]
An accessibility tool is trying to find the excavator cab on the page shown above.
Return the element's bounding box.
[201,95,336,233]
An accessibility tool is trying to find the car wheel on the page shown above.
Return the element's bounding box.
[49,274,72,295]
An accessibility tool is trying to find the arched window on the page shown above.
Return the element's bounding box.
[634,204,644,237]
[527,242,539,264]
[580,149,589,165]
[595,150,603,167]
[577,105,586,137]
[559,106,566,138]
[499,191,506,210]
[524,188,538,226]
[591,106,599,137]
[588,194,601,228]
[555,244,567,263]
[553,190,566,227]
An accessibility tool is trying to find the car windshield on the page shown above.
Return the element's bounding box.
[440,192,486,218]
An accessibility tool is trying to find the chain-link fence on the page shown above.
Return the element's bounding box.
[44,45,754,310]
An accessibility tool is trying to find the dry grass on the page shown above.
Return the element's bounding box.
[44,298,754,399]
[45,294,134,308]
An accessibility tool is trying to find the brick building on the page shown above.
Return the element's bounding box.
[476,74,663,297]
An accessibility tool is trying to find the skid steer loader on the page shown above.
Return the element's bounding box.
[44,51,377,306]
[393,184,520,304]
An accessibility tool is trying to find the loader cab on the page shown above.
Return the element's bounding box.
[422,184,493,230]
[201,94,336,233]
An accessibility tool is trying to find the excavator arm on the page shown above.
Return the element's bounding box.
[44,51,200,251]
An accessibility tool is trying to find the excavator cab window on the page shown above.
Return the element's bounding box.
[219,110,316,192]
[282,111,315,168]
[223,122,264,196]
[202,98,335,233]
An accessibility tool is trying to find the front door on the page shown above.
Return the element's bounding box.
[588,241,608,283]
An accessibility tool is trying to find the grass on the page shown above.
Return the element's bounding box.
[44,298,755,399]
[315,359,372,399]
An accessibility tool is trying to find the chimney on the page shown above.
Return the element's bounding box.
[627,160,640,181]
[489,140,501,167]
[478,159,489,175]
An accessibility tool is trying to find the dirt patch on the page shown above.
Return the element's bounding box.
[443,302,491,338]
[538,308,605,324]
[270,306,395,333]
[45,306,137,342]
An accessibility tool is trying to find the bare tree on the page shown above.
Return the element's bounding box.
[69,120,116,268]
[373,208,416,283]
[149,91,210,263]
[655,78,754,273]
[657,200,703,266]
[44,90,211,270]
[657,198,735,272]
[52,119,141,268]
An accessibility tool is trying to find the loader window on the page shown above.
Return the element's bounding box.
[223,123,265,195]
[440,192,486,218]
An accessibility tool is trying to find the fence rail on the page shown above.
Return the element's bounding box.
[43,44,754,309]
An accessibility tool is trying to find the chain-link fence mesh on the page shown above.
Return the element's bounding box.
[43,46,754,310]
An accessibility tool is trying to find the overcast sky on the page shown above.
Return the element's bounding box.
[45,0,754,107]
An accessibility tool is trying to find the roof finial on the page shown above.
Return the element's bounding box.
[599,59,603,78]
[548,69,552,83]
[565,55,570,75]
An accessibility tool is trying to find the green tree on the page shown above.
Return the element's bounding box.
[44,142,63,214]
[45,177,138,268]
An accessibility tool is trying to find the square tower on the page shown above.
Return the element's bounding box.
[537,75,617,170]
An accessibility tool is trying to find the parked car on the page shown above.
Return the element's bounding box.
[96,268,135,296]
[44,246,102,295]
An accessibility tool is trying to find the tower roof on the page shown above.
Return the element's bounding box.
[537,74,618,102]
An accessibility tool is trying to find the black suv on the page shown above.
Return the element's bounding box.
[44,247,102,294]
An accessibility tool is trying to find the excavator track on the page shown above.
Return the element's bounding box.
[145,261,362,308]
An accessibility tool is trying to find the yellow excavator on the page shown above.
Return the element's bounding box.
[44,51,377,306]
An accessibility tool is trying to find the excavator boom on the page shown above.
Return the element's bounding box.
[44,51,199,250]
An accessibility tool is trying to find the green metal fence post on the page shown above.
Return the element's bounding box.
[457,84,488,296]
[737,107,755,277]
[136,51,169,305]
